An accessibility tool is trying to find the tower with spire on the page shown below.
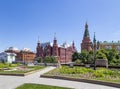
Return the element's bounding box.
[36,36,43,59]
[81,22,92,52]
[52,33,58,56]
[72,40,75,49]
[36,33,77,63]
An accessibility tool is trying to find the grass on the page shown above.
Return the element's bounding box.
[0,63,19,68]
[16,83,73,89]
[0,65,45,75]
[45,66,120,83]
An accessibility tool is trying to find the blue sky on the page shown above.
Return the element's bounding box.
[0,0,120,52]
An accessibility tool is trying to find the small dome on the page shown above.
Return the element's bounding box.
[7,47,19,51]
[62,42,70,48]
[22,48,31,52]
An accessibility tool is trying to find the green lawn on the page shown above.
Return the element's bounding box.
[16,83,73,89]
[45,66,120,83]
[0,63,19,68]
[0,65,45,75]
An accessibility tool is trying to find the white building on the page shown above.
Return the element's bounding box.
[0,52,16,63]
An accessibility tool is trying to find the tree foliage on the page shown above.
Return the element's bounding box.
[96,50,107,59]
[36,57,42,63]
[72,48,120,66]
[45,56,57,63]
[72,52,80,62]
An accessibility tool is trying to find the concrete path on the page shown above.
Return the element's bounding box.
[0,66,119,89]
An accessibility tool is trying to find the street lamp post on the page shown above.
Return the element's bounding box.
[24,51,27,71]
[93,32,97,70]
[65,48,66,64]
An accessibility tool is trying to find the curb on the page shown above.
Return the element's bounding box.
[40,75,120,88]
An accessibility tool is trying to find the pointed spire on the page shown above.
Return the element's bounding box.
[37,35,41,47]
[38,35,40,43]
[85,21,88,29]
[54,32,56,40]
[72,40,75,48]
[93,32,96,43]
[83,21,90,38]
[53,33,57,45]
[72,40,74,46]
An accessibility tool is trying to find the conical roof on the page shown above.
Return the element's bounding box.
[83,22,90,38]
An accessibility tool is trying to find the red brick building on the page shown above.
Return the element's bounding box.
[81,22,93,52]
[36,35,77,63]
[5,47,36,63]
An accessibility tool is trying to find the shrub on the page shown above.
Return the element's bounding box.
[45,56,52,63]
[59,66,94,74]
[93,71,105,77]
[45,56,57,63]
[36,57,42,63]
[9,64,18,67]
[51,56,58,63]
[75,59,81,64]
[0,63,9,68]
[58,66,120,79]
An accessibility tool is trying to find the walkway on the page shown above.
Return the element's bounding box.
[0,66,119,89]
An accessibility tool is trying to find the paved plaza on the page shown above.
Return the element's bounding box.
[0,67,119,89]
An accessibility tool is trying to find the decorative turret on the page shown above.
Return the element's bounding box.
[72,40,75,49]
[52,33,58,56]
[81,22,92,52]
[53,33,57,45]
[36,36,43,58]
[37,36,40,47]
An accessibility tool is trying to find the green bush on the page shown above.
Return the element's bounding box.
[0,63,9,68]
[75,59,81,64]
[93,71,105,77]
[9,64,18,67]
[45,56,52,63]
[0,63,19,68]
[59,66,94,74]
[45,56,57,63]
[36,57,42,63]
[58,66,120,79]
[109,59,120,66]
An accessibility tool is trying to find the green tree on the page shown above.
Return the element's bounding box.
[45,56,51,63]
[72,52,80,62]
[106,49,118,64]
[79,50,89,64]
[96,50,107,59]
[51,56,57,63]
[87,51,94,64]
[36,57,42,63]
[45,56,57,63]
[96,49,120,65]
[75,59,82,64]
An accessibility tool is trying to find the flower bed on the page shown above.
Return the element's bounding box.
[44,66,120,83]
[0,65,45,76]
